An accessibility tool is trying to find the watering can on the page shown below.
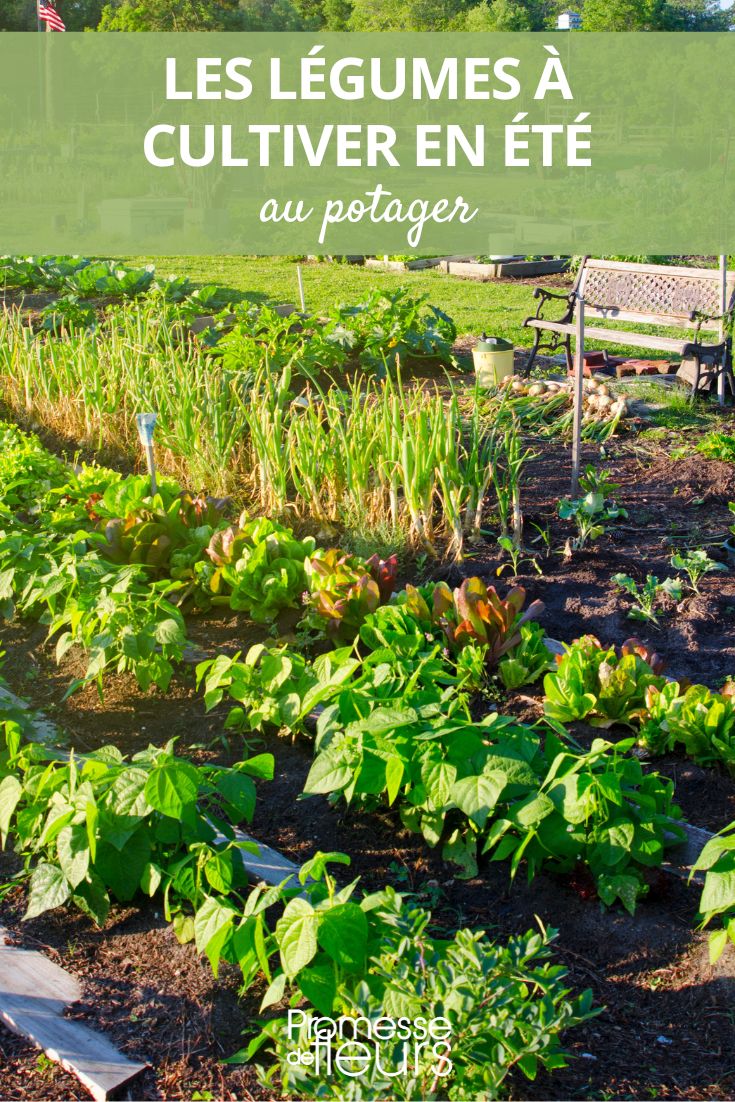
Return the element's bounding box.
[473,334,515,388]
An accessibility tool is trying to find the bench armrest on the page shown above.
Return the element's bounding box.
[525,286,576,326]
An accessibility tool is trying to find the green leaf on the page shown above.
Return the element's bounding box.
[144,762,199,818]
[276,897,318,977]
[140,862,163,897]
[72,872,110,927]
[708,927,728,964]
[239,754,275,780]
[508,792,554,829]
[0,775,22,843]
[95,829,151,901]
[450,770,506,830]
[109,767,151,817]
[303,754,353,796]
[299,962,337,1015]
[385,755,404,806]
[56,823,90,889]
[194,896,238,973]
[700,869,735,917]
[260,971,287,1011]
[317,902,367,970]
[421,758,457,808]
[153,617,184,645]
[205,850,234,894]
[25,862,71,920]
[215,772,256,822]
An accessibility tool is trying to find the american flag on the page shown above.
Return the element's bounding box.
[38,1,66,31]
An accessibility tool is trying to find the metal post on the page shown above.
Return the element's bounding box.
[296,264,306,313]
[135,413,158,496]
[718,254,727,407]
[571,297,585,497]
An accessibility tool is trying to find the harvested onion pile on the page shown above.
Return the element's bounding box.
[489,375,629,442]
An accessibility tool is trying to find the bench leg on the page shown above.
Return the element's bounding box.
[564,335,573,375]
[523,329,541,377]
[691,354,702,400]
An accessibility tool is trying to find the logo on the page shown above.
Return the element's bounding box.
[285,1010,453,1081]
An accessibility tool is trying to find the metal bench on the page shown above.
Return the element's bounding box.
[524,257,735,396]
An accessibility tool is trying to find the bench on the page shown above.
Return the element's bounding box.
[524,257,735,396]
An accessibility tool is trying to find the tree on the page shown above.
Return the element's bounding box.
[455,0,533,30]
[322,0,352,28]
[348,0,464,30]
[580,0,730,29]
[97,0,306,30]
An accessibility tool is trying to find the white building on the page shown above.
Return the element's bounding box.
[557,9,582,29]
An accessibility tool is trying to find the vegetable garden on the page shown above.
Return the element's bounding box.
[0,253,734,1101]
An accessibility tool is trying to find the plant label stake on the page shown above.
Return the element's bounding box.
[135,412,158,495]
[296,264,306,313]
[571,296,585,497]
[718,254,727,407]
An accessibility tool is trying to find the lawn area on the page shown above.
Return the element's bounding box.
[122,254,547,342]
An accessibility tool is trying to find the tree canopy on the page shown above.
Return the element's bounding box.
[0,0,730,31]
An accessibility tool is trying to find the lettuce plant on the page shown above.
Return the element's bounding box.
[544,635,667,728]
[401,577,544,665]
[639,682,735,773]
[94,481,229,575]
[498,622,554,690]
[201,514,315,621]
[304,548,398,641]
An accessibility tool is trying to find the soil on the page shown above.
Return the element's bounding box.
[2,424,735,1100]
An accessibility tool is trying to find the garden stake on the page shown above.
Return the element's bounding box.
[571,296,585,497]
[135,412,158,495]
[718,254,727,407]
[296,263,306,313]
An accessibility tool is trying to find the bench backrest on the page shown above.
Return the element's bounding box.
[575,258,735,331]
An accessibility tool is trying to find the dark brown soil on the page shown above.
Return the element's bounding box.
[2,436,735,1100]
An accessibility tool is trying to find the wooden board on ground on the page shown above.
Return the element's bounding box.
[443,258,569,280]
[0,935,147,1102]
[365,255,472,271]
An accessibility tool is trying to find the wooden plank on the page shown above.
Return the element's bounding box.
[527,318,688,353]
[662,822,713,885]
[0,944,147,1102]
[585,258,735,287]
[206,820,303,889]
[583,306,709,329]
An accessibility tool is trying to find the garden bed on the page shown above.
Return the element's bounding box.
[1,428,735,1099]
[443,258,571,280]
[2,253,735,1102]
